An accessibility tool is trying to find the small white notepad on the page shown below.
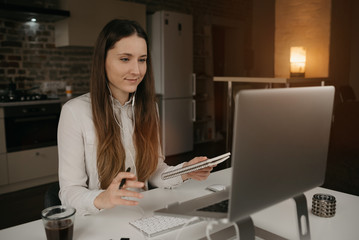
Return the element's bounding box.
[161,152,231,180]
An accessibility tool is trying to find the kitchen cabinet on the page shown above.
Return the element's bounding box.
[0,108,5,153]
[0,103,60,194]
[7,146,58,184]
[0,153,8,186]
[0,108,8,186]
[55,0,146,47]
[0,109,8,186]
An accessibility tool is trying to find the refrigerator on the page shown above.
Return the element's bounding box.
[148,11,195,156]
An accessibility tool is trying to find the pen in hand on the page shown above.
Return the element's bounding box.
[119,167,131,189]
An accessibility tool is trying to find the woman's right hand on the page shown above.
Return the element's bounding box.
[94,171,145,210]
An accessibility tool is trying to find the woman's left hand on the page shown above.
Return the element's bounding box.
[181,156,214,181]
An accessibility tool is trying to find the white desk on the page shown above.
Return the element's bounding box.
[1,168,358,240]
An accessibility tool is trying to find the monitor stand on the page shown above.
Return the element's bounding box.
[293,193,311,240]
[203,193,311,240]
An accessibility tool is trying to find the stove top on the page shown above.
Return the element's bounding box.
[0,93,48,102]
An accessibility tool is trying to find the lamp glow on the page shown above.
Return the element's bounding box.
[290,47,306,78]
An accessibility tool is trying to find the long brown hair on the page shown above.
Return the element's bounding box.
[90,19,160,189]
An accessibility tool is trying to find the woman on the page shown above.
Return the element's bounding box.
[58,19,213,215]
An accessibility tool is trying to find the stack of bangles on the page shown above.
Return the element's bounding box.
[311,193,336,218]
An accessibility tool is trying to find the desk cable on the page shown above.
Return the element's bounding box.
[205,219,240,240]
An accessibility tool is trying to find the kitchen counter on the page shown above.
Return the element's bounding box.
[0,95,80,107]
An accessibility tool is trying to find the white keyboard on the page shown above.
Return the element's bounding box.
[130,215,201,237]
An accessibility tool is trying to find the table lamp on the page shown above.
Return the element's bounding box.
[290,46,306,78]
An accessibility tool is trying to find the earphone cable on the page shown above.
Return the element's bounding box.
[107,83,138,177]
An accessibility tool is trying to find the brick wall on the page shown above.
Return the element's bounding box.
[0,0,252,95]
[0,19,93,94]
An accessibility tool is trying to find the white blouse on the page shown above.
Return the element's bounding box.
[57,93,184,215]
